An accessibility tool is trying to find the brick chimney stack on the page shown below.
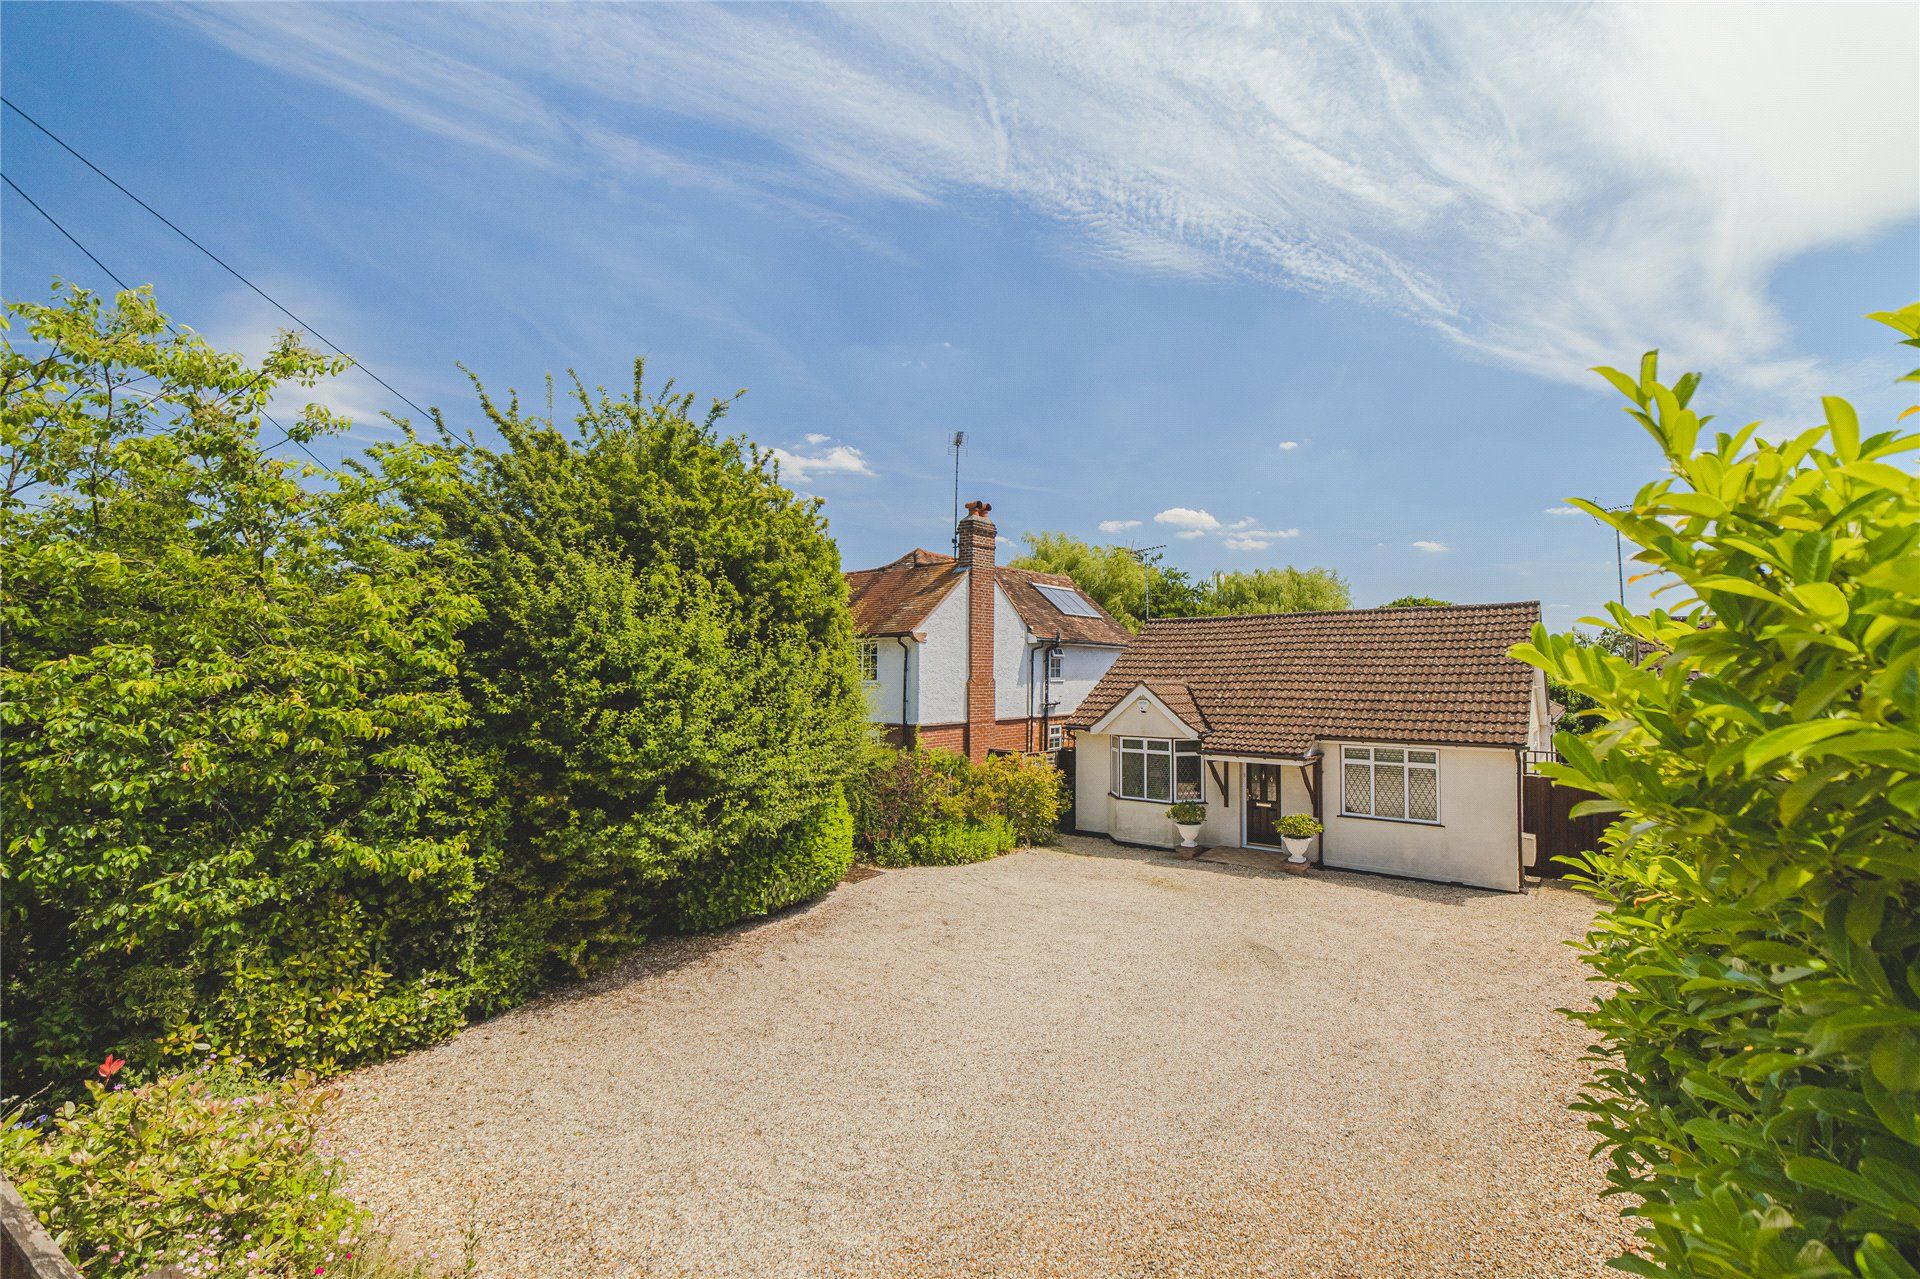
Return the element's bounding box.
[956,500,997,762]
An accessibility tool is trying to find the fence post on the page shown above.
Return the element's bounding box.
[0,1176,82,1279]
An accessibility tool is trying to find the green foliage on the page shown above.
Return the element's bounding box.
[1201,566,1352,617]
[375,364,866,981]
[3,283,867,1100]
[1167,801,1207,825]
[1273,813,1322,839]
[977,753,1066,845]
[868,815,1016,868]
[848,745,1058,862]
[1382,594,1452,608]
[1546,626,1637,720]
[1513,308,1920,1279]
[670,790,854,932]
[2,285,495,1093]
[0,1065,392,1279]
[1011,533,1349,630]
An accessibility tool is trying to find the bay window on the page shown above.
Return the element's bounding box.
[1113,737,1202,803]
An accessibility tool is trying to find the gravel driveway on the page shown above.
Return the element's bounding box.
[329,839,1632,1278]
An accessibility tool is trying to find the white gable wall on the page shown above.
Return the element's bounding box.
[993,585,1033,721]
[916,580,969,724]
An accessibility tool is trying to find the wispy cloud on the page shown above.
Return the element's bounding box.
[768,438,875,483]
[1098,518,1141,534]
[1412,540,1450,554]
[1543,505,1583,517]
[168,4,1918,400]
[1277,440,1301,451]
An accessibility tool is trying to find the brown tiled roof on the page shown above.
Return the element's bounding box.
[1142,680,1208,732]
[1068,602,1541,755]
[845,549,962,636]
[997,567,1133,647]
[844,553,1133,646]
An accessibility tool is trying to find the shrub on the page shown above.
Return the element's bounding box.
[1,286,494,1096]
[978,753,1066,845]
[0,1063,387,1279]
[670,789,854,931]
[1273,813,1322,840]
[1513,307,1920,1279]
[849,745,1061,859]
[869,815,1016,868]
[1166,801,1207,825]
[375,361,868,977]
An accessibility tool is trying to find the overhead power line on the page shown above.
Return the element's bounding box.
[1,95,432,421]
[2,171,136,294]
[1,169,337,477]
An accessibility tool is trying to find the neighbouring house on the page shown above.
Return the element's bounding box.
[1065,602,1551,892]
[846,500,1132,760]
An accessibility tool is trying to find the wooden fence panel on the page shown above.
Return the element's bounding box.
[1524,774,1614,877]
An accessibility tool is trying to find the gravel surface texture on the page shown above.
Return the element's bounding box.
[329,839,1633,1277]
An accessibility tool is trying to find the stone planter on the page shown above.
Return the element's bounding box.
[1281,835,1312,865]
[1175,822,1203,850]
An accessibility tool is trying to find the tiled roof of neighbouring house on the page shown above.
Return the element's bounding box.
[995,567,1134,647]
[845,550,964,636]
[1067,602,1542,756]
[844,551,1133,647]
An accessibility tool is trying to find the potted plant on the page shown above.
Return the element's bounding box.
[1167,801,1207,849]
[1274,813,1323,864]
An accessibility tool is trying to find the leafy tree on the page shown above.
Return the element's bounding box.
[1010,533,1159,628]
[1382,594,1452,608]
[1515,304,1920,1278]
[1201,566,1351,615]
[1011,532,1349,628]
[2,285,492,1092]
[374,365,867,993]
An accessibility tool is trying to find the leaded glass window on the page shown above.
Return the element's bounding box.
[1341,745,1440,823]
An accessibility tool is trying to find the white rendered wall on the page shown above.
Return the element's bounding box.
[993,586,1033,720]
[860,636,918,726]
[917,581,969,725]
[1319,742,1521,892]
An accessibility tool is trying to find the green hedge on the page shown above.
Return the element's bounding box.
[1,285,865,1099]
[869,814,1017,868]
[1515,308,1920,1279]
[671,790,855,930]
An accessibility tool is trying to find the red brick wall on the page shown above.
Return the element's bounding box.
[914,718,1044,756]
[955,501,998,762]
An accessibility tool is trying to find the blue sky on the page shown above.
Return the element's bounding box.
[4,3,1916,622]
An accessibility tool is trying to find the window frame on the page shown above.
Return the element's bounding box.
[1046,647,1065,681]
[858,640,880,684]
[1111,736,1202,803]
[1046,723,1064,751]
[1340,744,1442,825]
